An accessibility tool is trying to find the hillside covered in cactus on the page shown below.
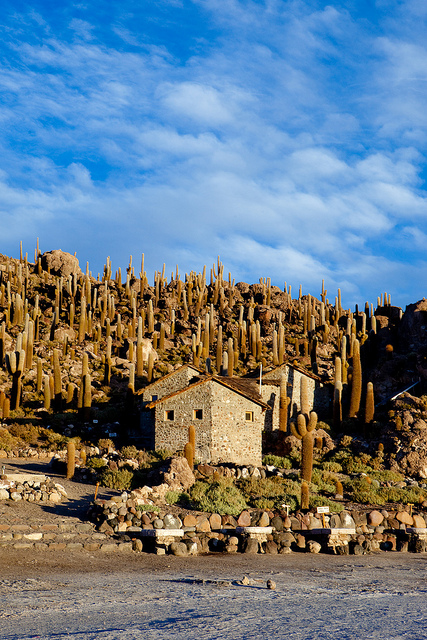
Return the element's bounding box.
[1,246,427,481]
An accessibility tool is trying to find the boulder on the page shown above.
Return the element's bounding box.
[141,339,158,364]
[195,517,211,533]
[162,457,195,491]
[243,538,259,554]
[265,540,278,554]
[183,514,197,528]
[271,515,284,532]
[237,511,252,527]
[258,512,270,527]
[398,300,427,351]
[396,511,414,526]
[368,510,384,527]
[412,514,426,528]
[41,250,81,277]
[340,511,356,529]
[163,514,182,529]
[209,513,222,530]
[170,542,188,557]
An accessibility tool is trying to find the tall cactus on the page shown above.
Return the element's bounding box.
[279,373,290,432]
[53,349,62,410]
[291,411,317,482]
[6,349,25,410]
[184,441,194,470]
[188,424,196,453]
[300,376,309,419]
[365,381,375,424]
[349,338,362,418]
[66,441,75,479]
[301,481,309,510]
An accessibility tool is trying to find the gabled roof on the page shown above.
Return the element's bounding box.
[261,361,325,384]
[135,363,206,396]
[145,375,269,410]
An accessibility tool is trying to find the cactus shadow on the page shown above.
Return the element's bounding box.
[41,494,95,520]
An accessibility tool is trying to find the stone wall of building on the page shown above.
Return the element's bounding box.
[152,380,263,465]
[141,366,202,403]
[210,384,263,466]
[153,382,213,462]
[262,366,332,430]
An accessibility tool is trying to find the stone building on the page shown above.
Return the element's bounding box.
[138,362,332,464]
[139,373,268,466]
[260,362,332,432]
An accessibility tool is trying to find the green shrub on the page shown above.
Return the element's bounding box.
[135,504,161,513]
[135,450,157,469]
[310,468,336,494]
[40,428,68,451]
[262,455,292,469]
[344,477,379,504]
[238,476,301,511]
[87,457,107,470]
[98,438,116,452]
[345,476,427,506]
[120,445,139,459]
[320,461,343,473]
[288,446,301,466]
[165,490,190,505]
[317,421,331,431]
[98,468,134,490]
[369,470,404,483]
[380,485,426,505]
[153,448,174,461]
[0,428,22,452]
[309,495,344,512]
[190,477,247,515]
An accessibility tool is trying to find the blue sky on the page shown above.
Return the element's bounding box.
[1,1,427,309]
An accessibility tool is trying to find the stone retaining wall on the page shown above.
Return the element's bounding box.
[86,492,427,556]
[0,521,133,552]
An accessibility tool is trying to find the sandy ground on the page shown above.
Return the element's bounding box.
[1,551,427,639]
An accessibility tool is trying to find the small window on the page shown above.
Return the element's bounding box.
[193,409,203,419]
[165,410,174,421]
[151,395,158,401]
[245,411,254,422]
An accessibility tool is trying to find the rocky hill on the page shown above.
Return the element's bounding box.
[1,247,427,479]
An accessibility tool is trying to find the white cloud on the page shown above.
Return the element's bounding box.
[158,82,236,125]
[2,2,427,308]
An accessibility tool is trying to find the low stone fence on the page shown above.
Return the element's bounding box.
[87,491,427,556]
[1,473,427,555]
[0,521,133,552]
[0,474,67,503]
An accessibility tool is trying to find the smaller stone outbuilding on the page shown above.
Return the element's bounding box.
[260,362,332,432]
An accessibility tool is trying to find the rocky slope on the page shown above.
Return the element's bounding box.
[0,248,427,478]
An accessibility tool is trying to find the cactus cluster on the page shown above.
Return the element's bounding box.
[0,241,396,469]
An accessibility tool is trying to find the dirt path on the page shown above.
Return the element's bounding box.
[0,457,119,526]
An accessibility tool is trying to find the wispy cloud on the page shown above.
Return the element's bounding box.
[1,1,427,308]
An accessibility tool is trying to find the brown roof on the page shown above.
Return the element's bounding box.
[145,375,269,410]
